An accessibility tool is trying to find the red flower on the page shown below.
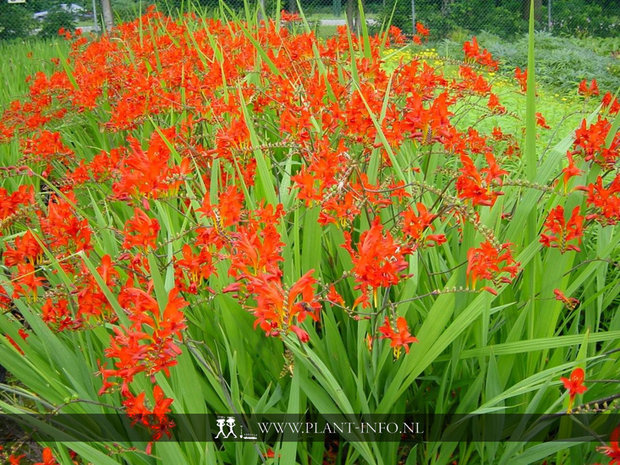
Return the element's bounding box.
[466,241,519,291]
[456,154,505,207]
[536,112,550,129]
[572,116,619,169]
[8,454,26,465]
[540,205,584,253]
[561,152,582,188]
[343,217,411,308]
[602,91,620,115]
[123,208,160,250]
[488,93,506,114]
[378,316,418,358]
[463,36,498,70]
[416,22,429,36]
[280,10,301,22]
[578,79,599,98]
[578,175,619,226]
[34,448,58,465]
[553,289,579,310]
[514,67,527,92]
[598,425,620,465]
[560,367,587,412]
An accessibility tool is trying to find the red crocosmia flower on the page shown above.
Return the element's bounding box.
[561,152,582,189]
[598,425,620,464]
[402,202,444,247]
[5,334,25,355]
[326,284,344,306]
[456,154,505,207]
[3,230,43,266]
[416,22,430,36]
[577,175,619,226]
[0,185,34,221]
[514,67,527,92]
[572,116,619,169]
[553,289,579,310]
[34,447,58,465]
[578,78,599,97]
[40,192,92,254]
[11,263,45,299]
[123,208,160,250]
[280,10,301,22]
[9,454,26,465]
[536,112,550,129]
[378,316,418,358]
[540,205,584,253]
[466,241,519,291]
[246,269,321,342]
[342,217,412,309]
[602,91,620,115]
[21,130,73,166]
[463,36,498,70]
[388,26,407,46]
[174,244,215,294]
[488,93,506,114]
[122,384,175,453]
[560,367,587,412]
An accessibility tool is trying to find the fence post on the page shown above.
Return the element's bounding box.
[547,0,552,31]
[411,0,415,33]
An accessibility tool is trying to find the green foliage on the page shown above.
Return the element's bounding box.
[381,0,618,39]
[551,0,619,38]
[435,31,620,94]
[38,9,76,38]
[0,3,34,40]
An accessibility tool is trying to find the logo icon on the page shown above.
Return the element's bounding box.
[215,416,238,439]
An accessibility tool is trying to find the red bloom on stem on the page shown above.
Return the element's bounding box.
[488,93,506,114]
[456,154,506,207]
[578,175,620,226]
[514,67,527,92]
[602,91,620,115]
[536,112,550,129]
[9,454,26,465]
[572,116,619,168]
[280,10,301,22]
[553,289,579,310]
[123,208,160,250]
[401,202,444,247]
[560,367,587,412]
[416,22,429,36]
[598,425,620,464]
[540,205,584,253]
[466,241,519,292]
[343,217,411,308]
[561,152,582,188]
[378,316,418,358]
[462,37,498,70]
[34,448,58,465]
[578,79,599,97]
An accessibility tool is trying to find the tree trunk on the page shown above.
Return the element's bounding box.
[101,0,113,32]
[346,0,361,34]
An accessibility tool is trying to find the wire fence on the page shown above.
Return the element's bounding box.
[1,0,618,40]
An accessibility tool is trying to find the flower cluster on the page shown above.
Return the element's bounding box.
[0,9,617,460]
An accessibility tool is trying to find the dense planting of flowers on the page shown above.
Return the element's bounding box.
[0,7,618,464]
